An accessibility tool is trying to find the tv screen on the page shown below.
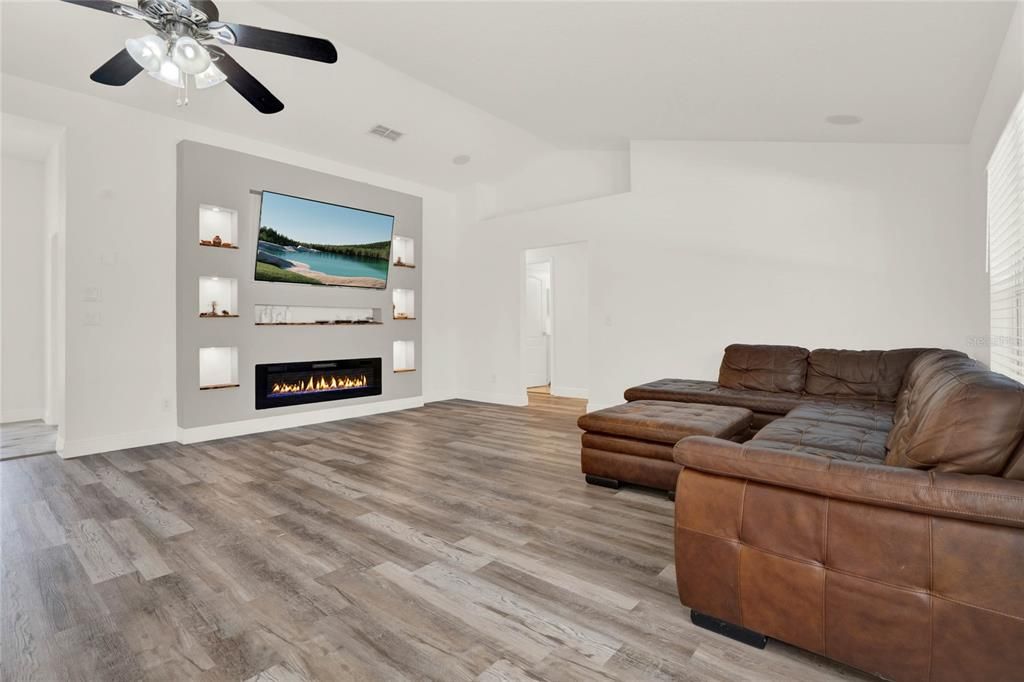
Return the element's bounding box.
[255,191,395,289]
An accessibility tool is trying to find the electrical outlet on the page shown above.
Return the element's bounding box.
[84,287,101,301]
[84,312,101,326]
[161,398,171,411]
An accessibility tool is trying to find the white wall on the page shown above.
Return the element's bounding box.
[487,149,631,217]
[2,76,459,457]
[458,141,972,410]
[968,1,1024,364]
[1,155,47,422]
[525,243,589,398]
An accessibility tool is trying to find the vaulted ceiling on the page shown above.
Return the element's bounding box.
[2,1,1018,190]
[272,1,1018,147]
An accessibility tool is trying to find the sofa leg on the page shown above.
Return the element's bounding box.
[667,489,676,502]
[690,610,767,649]
[584,474,620,490]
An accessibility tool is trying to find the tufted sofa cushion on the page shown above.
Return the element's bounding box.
[718,344,809,394]
[804,348,933,402]
[577,400,752,444]
[785,403,895,432]
[752,417,889,462]
[624,378,804,415]
[885,351,1024,476]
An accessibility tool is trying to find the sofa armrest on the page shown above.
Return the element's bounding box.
[673,436,1024,529]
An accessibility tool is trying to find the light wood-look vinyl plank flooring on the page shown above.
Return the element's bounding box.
[1,396,875,681]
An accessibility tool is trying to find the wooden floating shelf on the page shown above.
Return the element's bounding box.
[393,317,417,321]
[199,242,239,249]
[393,263,416,269]
[199,383,240,390]
[255,321,383,326]
[199,314,239,318]
[394,368,416,374]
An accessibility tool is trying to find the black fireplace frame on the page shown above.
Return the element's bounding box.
[255,357,382,410]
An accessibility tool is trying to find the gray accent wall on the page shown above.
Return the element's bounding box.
[176,141,422,430]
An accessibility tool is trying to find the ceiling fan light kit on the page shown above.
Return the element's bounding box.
[61,0,338,114]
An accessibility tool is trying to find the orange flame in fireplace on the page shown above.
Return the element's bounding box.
[271,374,368,395]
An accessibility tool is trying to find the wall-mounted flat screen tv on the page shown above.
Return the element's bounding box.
[255,190,395,289]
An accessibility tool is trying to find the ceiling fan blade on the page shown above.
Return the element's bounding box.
[208,47,284,114]
[192,0,219,22]
[59,0,148,20]
[90,48,144,86]
[211,22,337,63]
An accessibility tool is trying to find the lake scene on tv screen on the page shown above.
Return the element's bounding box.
[255,191,395,289]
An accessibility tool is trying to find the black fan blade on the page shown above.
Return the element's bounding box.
[208,47,284,114]
[192,0,219,21]
[217,23,337,63]
[90,49,144,86]
[60,0,148,20]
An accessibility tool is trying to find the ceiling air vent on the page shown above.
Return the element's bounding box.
[369,124,404,142]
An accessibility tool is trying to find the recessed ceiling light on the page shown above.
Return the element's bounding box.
[452,154,471,165]
[826,114,863,126]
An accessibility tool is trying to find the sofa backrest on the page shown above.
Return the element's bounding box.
[885,350,1024,477]
[804,348,934,402]
[718,344,809,393]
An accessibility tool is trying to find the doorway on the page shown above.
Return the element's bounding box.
[524,260,552,392]
[522,242,589,402]
[1,116,65,459]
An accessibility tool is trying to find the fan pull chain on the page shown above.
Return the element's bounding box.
[176,77,190,107]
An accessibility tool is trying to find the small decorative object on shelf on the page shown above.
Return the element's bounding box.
[210,300,218,315]
[212,235,223,247]
[220,310,230,316]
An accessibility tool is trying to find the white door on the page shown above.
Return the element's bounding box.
[524,272,550,388]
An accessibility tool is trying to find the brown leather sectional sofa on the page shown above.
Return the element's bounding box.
[625,345,1024,681]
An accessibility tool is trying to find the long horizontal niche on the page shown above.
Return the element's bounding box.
[254,304,383,326]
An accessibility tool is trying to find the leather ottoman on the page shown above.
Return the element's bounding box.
[578,400,753,494]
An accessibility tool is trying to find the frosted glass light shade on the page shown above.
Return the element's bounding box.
[125,34,165,72]
[171,36,211,75]
[148,59,183,87]
[194,63,227,89]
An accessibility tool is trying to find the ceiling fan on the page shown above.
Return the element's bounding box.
[60,0,338,114]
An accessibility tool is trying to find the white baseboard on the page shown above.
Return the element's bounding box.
[457,390,529,407]
[1,407,45,424]
[550,385,589,399]
[60,426,177,459]
[176,396,425,444]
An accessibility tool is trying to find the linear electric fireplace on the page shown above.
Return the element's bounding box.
[255,357,382,409]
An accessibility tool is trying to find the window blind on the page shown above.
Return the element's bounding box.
[989,93,1024,381]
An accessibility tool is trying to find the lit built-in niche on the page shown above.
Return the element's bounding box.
[392,235,414,268]
[254,304,383,326]
[199,204,238,248]
[392,289,415,320]
[393,340,415,373]
[199,276,238,317]
[199,346,239,390]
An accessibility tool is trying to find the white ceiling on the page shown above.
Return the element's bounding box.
[1,1,1017,191]
[272,0,1019,147]
[0,1,551,189]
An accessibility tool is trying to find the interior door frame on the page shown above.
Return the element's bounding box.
[521,255,556,395]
